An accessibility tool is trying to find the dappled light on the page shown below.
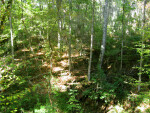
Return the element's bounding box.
[42,62,49,67]
[62,53,68,58]
[53,67,64,72]
[59,60,69,67]
[136,103,150,112]
[0,0,150,113]
[21,48,30,52]
[36,52,45,56]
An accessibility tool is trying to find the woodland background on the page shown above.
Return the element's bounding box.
[0,0,150,112]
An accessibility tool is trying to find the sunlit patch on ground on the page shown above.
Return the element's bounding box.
[34,106,47,113]
[60,72,69,76]
[135,102,150,112]
[53,67,64,72]
[62,53,68,58]
[72,53,80,57]
[21,48,30,52]
[42,62,49,67]
[59,60,68,67]
[108,105,124,113]
[36,52,44,56]
[58,75,73,83]
[14,59,22,61]
[29,54,34,57]
[55,84,69,92]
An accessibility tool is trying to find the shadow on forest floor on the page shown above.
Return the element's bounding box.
[1,44,150,113]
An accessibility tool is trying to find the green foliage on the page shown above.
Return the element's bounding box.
[127,91,150,112]
[83,69,130,106]
[52,90,69,112]
[67,89,83,112]
[105,37,120,56]
[0,83,48,113]
[0,0,150,112]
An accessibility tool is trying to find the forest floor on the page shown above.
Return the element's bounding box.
[14,46,94,112]
[2,43,149,113]
[51,51,88,92]
[31,47,150,113]
[20,47,89,91]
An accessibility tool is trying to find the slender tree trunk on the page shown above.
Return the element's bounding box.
[120,0,125,71]
[52,0,54,8]
[76,4,82,56]
[88,0,95,81]
[21,0,27,61]
[58,18,61,49]
[9,3,14,62]
[99,0,102,23]
[138,0,146,92]
[21,0,27,74]
[47,1,53,107]
[56,0,62,49]
[99,0,108,69]
[68,0,72,76]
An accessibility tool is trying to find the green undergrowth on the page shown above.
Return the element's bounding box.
[0,40,149,113]
[0,68,149,113]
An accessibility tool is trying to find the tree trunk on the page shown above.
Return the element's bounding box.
[56,0,62,49]
[138,0,146,92]
[99,0,102,23]
[58,19,61,49]
[88,0,95,81]
[9,2,14,62]
[68,0,72,76]
[120,0,125,71]
[99,0,108,69]
[47,1,53,107]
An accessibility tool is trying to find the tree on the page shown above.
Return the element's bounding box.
[138,0,147,92]
[120,0,125,71]
[88,0,95,81]
[99,0,108,69]
[0,0,150,112]
[56,0,62,49]
[9,2,14,61]
[68,0,72,76]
